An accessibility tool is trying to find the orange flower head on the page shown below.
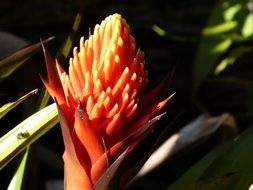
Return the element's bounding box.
[42,13,172,190]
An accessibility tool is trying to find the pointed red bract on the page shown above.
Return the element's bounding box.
[43,13,173,189]
[74,104,104,165]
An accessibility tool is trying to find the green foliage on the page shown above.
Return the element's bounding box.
[241,12,253,38]
[214,46,253,75]
[168,127,253,190]
[7,148,29,190]
[0,37,53,82]
[2,11,83,190]
[0,103,58,170]
[0,89,37,119]
[193,0,252,90]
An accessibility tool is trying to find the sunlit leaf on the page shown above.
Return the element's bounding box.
[7,148,29,190]
[214,46,253,75]
[168,127,253,190]
[0,89,38,119]
[152,25,167,37]
[56,11,82,63]
[152,25,197,42]
[36,87,51,111]
[0,103,58,170]
[211,38,233,54]
[193,0,251,90]
[202,21,237,36]
[242,13,253,38]
[193,37,232,89]
[0,37,54,82]
[223,4,242,21]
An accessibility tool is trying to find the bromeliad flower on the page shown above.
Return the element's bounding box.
[42,13,173,190]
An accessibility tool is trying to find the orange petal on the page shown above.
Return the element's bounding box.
[93,24,101,63]
[105,113,122,138]
[93,79,104,96]
[103,95,112,112]
[69,58,82,95]
[112,67,130,98]
[106,103,119,118]
[86,95,95,115]
[79,37,90,74]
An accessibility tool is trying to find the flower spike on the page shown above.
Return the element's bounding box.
[43,13,173,190]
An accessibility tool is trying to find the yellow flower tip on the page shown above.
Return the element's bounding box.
[117,37,123,47]
[114,54,120,64]
[112,13,122,21]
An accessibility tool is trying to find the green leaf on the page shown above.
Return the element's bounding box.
[0,103,58,170]
[152,25,167,37]
[241,13,253,38]
[0,37,54,82]
[152,25,198,43]
[214,46,253,75]
[0,89,38,119]
[193,0,250,90]
[7,148,29,190]
[193,37,232,89]
[167,127,253,190]
[202,21,237,36]
[56,11,82,63]
[223,3,242,21]
[36,87,51,111]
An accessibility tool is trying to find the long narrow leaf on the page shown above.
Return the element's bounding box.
[0,89,38,119]
[56,11,82,63]
[36,87,51,111]
[7,148,29,190]
[0,37,54,82]
[0,103,58,170]
[168,127,253,190]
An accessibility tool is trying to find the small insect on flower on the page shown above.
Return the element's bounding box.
[42,13,173,190]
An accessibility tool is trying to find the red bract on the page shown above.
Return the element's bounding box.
[42,13,172,190]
